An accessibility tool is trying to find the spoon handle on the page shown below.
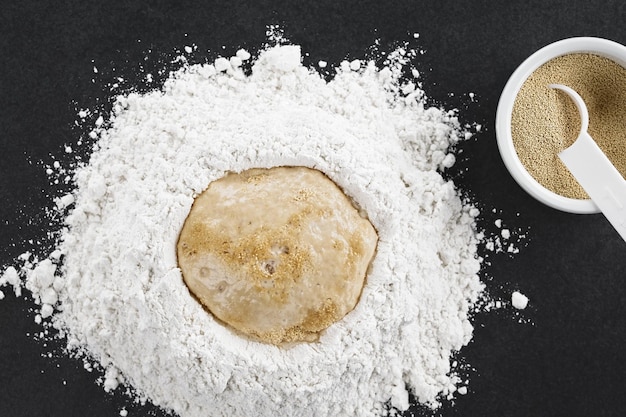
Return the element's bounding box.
[559,131,626,243]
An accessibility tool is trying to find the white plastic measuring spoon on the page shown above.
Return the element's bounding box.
[550,83,626,243]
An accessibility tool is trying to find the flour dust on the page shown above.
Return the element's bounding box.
[3,35,494,417]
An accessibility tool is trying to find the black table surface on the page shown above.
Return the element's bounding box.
[1,1,625,417]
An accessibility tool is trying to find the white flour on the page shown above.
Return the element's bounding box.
[3,41,485,416]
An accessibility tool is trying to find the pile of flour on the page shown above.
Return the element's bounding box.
[2,42,484,416]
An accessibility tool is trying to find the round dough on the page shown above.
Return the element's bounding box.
[176,166,378,344]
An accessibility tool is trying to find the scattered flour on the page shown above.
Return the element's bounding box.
[512,291,530,310]
[482,213,528,257]
[2,39,491,416]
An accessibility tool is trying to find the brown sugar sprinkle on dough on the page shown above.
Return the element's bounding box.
[176,166,378,345]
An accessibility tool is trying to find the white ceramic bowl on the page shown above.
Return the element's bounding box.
[495,37,626,214]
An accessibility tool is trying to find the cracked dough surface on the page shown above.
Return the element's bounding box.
[176,166,378,344]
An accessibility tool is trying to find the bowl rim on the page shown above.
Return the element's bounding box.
[495,36,626,214]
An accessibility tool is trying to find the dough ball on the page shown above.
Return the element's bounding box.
[176,166,378,344]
